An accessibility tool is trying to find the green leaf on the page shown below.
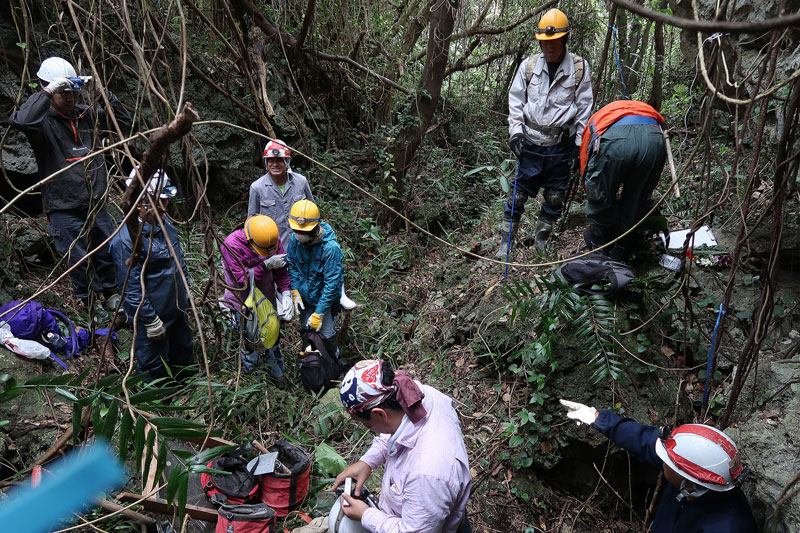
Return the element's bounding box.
[315,442,347,478]
[148,417,205,429]
[177,471,188,521]
[155,438,169,483]
[118,409,133,462]
[16,42,26,49]
[157,428,211,439]
[191,445,238,466]
[142,428,156,479]
[72,404,82,445]
[500,174,510,194]
[129,386,180,404]
[509,435,524,447]
[166,465,182,504]
[463,166,492,177]
[134,416,146,470]
[102,400,119,442]
[54,387,79,402]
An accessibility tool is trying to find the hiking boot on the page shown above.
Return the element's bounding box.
[272,375,286,390]
[533,220,553,251]
[495,221,518,260]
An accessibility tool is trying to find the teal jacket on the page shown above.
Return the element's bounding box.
[287,222,344,315]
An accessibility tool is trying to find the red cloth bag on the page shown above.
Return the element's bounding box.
[258,440,311,517]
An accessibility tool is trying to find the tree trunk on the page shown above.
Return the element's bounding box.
[648,0,666,110]
[384,0,458,227]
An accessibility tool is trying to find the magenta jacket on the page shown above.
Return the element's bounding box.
[220,228,290,311]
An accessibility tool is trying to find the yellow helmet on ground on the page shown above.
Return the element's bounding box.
[536,9,570,41]
[244,215,280,256]
[288,200,320,231]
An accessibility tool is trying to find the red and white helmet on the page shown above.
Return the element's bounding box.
[263,140,290,160]
[654,424,744,492]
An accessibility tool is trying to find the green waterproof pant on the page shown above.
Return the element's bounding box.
[584,124,666,245]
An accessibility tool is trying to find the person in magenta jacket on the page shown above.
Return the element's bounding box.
[220,216,292,384]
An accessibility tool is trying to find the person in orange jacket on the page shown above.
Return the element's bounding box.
[579,100,666,262]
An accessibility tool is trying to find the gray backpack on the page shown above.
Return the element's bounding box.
[553,252,634,296]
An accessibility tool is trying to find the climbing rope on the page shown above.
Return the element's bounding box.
[609,25,628,99]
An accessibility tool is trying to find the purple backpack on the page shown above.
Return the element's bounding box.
[0,300,79,358]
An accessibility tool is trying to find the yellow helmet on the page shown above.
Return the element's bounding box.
[244,215,280,256]
[288,200,320,231]
[536,9,570,41]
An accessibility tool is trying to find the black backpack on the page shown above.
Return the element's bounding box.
[553,252,634,296]
[298,331,340,393]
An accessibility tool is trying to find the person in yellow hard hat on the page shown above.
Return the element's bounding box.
[499,9,594,258]
[286,200,345,362]
[220,215,292,387]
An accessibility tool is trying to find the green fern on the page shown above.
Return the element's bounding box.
[502,274,624,384]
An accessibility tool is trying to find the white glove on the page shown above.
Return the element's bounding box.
[46,76,73,93]
[276,290,294,321]
[145,316,166,341]
[559,399,598,426]
[263,253,287,269]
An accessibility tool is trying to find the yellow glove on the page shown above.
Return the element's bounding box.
[292,290,305,315]
[308,312,323,331]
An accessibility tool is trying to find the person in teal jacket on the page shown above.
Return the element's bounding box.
[286,200,344,356]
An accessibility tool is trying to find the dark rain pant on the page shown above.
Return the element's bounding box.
[584,124,666,247]
[47,207,118,300]
[134,312,195,382]
[503,135,574,224]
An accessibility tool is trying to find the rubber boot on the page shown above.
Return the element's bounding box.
[533,219,553,251]
[495,220,518,259]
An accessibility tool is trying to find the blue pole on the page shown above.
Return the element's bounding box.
[702,304,726,408]
[503,170,519,281]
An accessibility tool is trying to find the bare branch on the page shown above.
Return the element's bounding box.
[296,0,317,50]
[314,51,412,94]
[610,0,800,33]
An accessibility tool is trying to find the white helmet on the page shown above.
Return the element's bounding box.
[328,483,379,533]
[37,57,77,83]
[126,166,177,199]
[654,424,745,493]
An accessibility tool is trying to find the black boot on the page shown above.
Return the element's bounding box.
[533,219,553,250]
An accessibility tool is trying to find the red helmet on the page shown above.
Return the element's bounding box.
[263,140,290,160]
[655,424,744,492]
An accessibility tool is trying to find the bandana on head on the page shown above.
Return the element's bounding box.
[340,360,428,424]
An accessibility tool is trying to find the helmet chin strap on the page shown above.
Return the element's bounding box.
[675,479,709,503]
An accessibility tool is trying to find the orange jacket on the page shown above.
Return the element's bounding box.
[580,100,665,175]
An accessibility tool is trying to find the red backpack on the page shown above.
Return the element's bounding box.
[259,440,311,517]
[201,450,261,506]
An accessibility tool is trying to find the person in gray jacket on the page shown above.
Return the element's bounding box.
[8,56,132,312]
[499,9,593,258]
[247,139,314,250]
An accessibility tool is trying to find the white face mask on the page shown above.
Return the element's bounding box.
[295,233,313,243]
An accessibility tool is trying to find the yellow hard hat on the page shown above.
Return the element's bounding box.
[288,200,320,231]
[244,215,280,256]
[536,9,570,41]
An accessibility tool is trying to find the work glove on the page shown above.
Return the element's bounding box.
[570,145,581,172]
[292,290,305,316]
[559,399,598,426]
[145,316,166,341]
[276,290,294,321]
[510,133,525,158]
[263,253,287,270]
[46,76,73,93]
[308,312,323,331]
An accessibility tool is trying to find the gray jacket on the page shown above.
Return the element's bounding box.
[9,90,132,213]
[247,170,314,249]
[508,52,593,147]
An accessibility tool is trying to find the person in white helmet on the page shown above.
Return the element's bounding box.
[247,139,356,312]
[8,56,132,314]
[560,399,757,532]
[109,168,194,383]
[333,360,472,533]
